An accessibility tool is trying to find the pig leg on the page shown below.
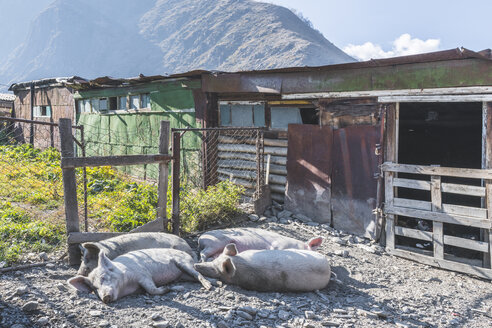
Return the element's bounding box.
[174,260,213,290]
[138,276,170,295]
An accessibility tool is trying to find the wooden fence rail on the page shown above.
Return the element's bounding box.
[382,161,492,280]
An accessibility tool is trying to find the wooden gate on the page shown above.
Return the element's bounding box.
[383,162,492,279]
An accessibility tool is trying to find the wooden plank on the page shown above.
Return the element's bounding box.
[441,203,487,219]
[394,198,431,210]
[387,247,492,280]
[393,178,430,191]
[382,162,492,179]
[443,235,490,253]
[486,182,492,268]
[441,182,485,197]
[61,154,172,168]
[218,159,287,175]
[395,226,433,241]
[385,205,491,229]
[431,175,444,259]
[385,215,395,250]
[157,121,170,230]
[171,132,181,235]
[483,101,492,268]
[59,118,80,265]
[218,143,287,156]
[218,135,288,147]
[218,175,255,189]
[131,217,165,233]
[68,232,125,244]
[378,95,492,103]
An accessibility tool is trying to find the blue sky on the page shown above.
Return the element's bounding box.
[260,0,491,60]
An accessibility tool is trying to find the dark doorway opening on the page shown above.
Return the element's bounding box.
[396,102,483,260]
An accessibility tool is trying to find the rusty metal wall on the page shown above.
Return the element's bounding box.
[285,124,333,223]
[331,125,380,238]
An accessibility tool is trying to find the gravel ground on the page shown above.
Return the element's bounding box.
[1,209,491,328]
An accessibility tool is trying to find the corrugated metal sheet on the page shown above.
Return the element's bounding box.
[331,125,380,238]
[285,124,333,223]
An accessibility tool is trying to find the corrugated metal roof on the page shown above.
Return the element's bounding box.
[0,93,15,101]
[9,76,88,91]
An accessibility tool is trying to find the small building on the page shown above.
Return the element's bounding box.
[0,93,15,117]
[198,48,492,278]
[68,73,205,179]
[9,77,87,148]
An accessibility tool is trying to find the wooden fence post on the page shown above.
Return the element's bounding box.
[59,118,80,265]
[157,121,170,231]
[171,131,181,235]
[431,174,444,259]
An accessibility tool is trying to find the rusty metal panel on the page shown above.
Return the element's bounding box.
[331,125,380,238]
[285,124,333,223]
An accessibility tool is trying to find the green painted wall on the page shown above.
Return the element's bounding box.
[75,79,201,180]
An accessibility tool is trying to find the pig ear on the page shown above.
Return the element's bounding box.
[221,258,236,277]
[223,243,238,256]
[98,251,114,270]
[82,243,100,256]
[67,276,93,293]
[307,236,324,250]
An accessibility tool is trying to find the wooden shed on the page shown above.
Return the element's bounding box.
[199,48,492,278]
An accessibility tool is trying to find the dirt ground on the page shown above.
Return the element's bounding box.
[1,212,491,328]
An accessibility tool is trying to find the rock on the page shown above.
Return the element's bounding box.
[217,321,229,328]
[267,217,278,223]
[0,261,6,268]
[305,311,316,319]
[248,214,259,222]
[293,213,312,222]
[224,310,234,320]
[333,237,347,246]
[46,263,55,269]
[151,313,163,321]
[89,310,103,317]
[37,317,49,325]
[278,310,290,320]
[39,252,49,261]
[263,209,273,216]
[238,306,257,315]
[56,283,66,291]
[279,218,289,224]
[335,249,349,257]
[10,325,25,328]
[372,310,389,319]
[257,309,270,318]
[236,310,253,320]
[98,320,110,327]
[357,309,378,319]
[394,320,409,328]
[321,321,341,327]
[15,286,29,296]
[306,222,319,227]
[332,309,348,314]
[152,321,169,328]
[22,301,38,312]
[277,210,292,218]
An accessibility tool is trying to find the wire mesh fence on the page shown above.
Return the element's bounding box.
[0,117,75,269]
[173,127,264,232]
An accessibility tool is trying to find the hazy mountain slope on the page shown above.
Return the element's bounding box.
[0,0,354,90]
[140,0,354,72]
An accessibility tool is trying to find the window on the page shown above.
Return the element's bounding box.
[33,106,51,118]
[91,98,99,112]
[118,96,127,110]
[130,95,140,109]
[270,107,303,129]
[141,93,150,108]
[109,97,117,111]
[99,98,108,111]
[219,103,266,127]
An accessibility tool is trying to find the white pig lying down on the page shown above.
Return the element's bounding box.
[68,249,212,303]
[78,232,196,276]
[198,227,323,261]
[194,243,331,292]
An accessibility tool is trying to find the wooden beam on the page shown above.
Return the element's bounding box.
[393,178,431,191]
[385,205,491,229]
[379,95,492,103]
[443,235,490,253]
[382,162,492,179]
[441,182,485,197]
[395,226,432,241]
[59,118,80,265]
[394,198,431,210]
[431,175,444,259]
[157,121,170,230]
[68,232,125,244]
[387,247,492,280]
[61,154,172,168]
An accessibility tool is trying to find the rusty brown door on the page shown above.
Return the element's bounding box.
[331,125,380,238]
[285,124,333,223]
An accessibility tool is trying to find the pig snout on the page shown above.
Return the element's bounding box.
[194,262,219,279]
[98,287,116,303]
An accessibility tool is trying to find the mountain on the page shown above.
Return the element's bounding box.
[0,0,354,90]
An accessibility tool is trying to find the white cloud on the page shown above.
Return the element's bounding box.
[343,34,441,61]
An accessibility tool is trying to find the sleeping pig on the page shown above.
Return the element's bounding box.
[194,243,331,292]
[68,248,212,303]
[78,232,196,276]
[198,227,323,261]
